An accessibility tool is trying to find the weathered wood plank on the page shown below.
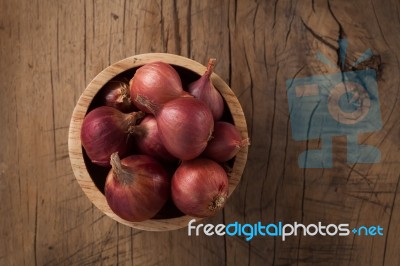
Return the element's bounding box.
[1,0,399,265]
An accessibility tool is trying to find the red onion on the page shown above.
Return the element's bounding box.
[101,77,134,112]
[188,58,224,121]
[105,153,170,222]
[80,106,144,167]
[130,61,190,113]
[138,96,214,160]
[203,121,250,163]
[171,158,229,217]
[130,115,176,163]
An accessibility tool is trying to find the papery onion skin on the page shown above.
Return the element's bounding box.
[154,97,214,161]
[130,61,189,113]
[203,121,250,163]
[187,58,224,121]
[105,153,170,222]
[102,77,134,112]
[171,158,229,218]
[80,106,143,167]
[130,115,176,163]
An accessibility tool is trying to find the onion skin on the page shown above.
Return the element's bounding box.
[203,121,250,163]
[187,58,224,121]
[171,158,229,218]
[130,61,189,113]
[80,106,144,167]
[155,97,214,160]
[105,153,170,222]
[130,115,176,163]
[102,77,134,112]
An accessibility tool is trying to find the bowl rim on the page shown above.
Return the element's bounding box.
[68,53,249,231]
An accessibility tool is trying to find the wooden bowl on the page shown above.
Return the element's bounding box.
[68,53,248,231]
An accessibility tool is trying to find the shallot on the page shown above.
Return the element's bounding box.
[137,95,214,160]
[130,61,190,113]
[81,106,144,167]
[203,121,249,162]
[105,153,170,222]
[188,58,224,121]
[101,77,133,112]
[171,158,229,218]
[130,115,176,163]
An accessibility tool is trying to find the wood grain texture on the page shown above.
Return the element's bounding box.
[1,0,399,265]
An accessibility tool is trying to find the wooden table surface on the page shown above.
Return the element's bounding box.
[1,0,399,265]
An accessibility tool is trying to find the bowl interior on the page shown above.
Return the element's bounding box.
[83,65,235,220]
[68,53,248,231]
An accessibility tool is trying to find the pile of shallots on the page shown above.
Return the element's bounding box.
[81,59,249,222]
